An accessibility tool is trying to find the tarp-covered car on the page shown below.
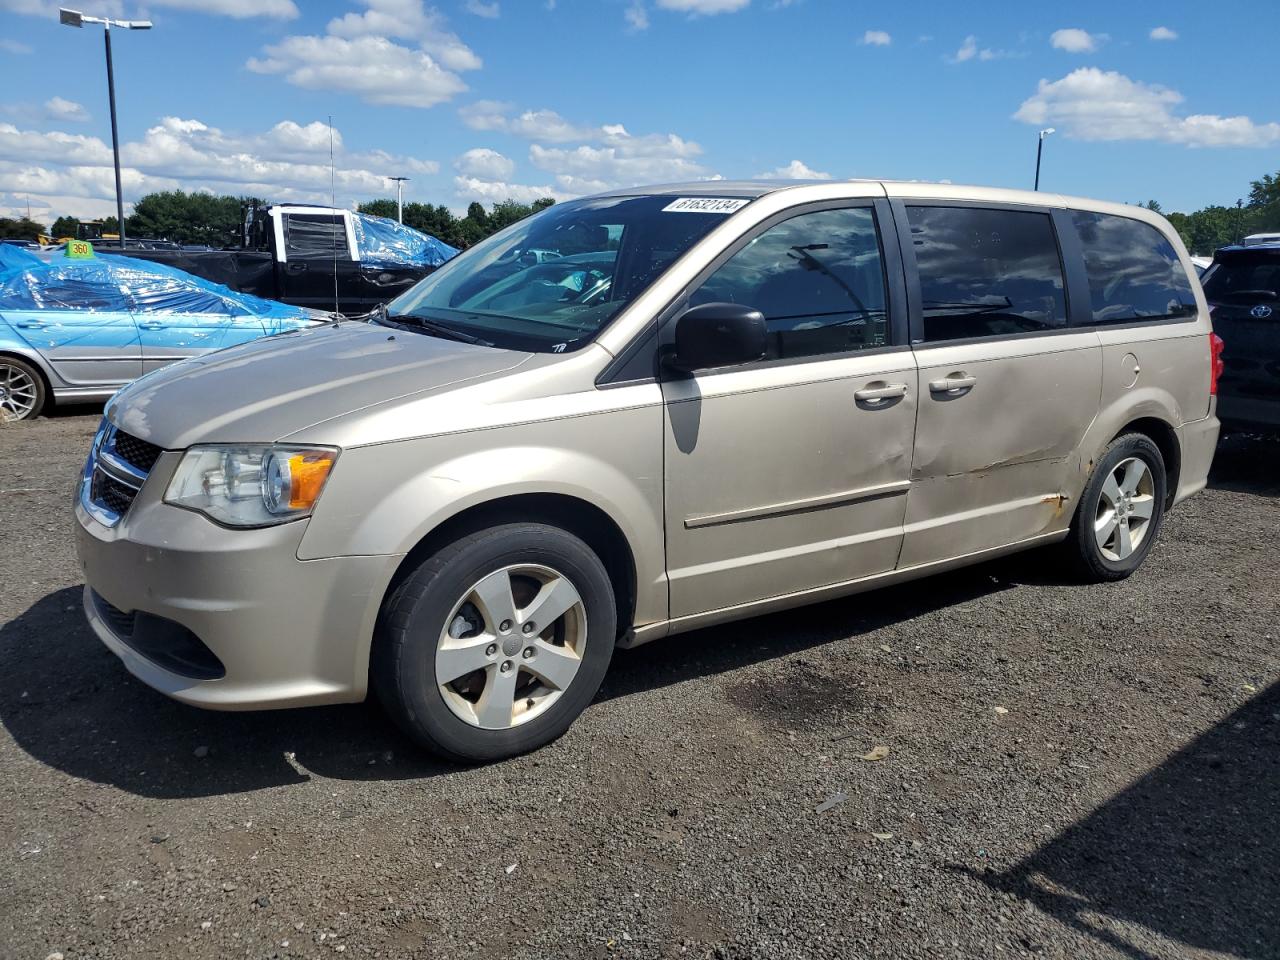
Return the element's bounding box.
[0,251,324,421]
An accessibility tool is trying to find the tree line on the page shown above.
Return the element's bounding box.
[0,190,557,250]
[4,167,1278,255]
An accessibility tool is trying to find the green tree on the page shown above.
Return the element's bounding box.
[126,190,245,247]
[0,217,46,240]
[50,216,79,239]
[357,198,398,220]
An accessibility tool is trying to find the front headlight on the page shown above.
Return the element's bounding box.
[164,444,338,527]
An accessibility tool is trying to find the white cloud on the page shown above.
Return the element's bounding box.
[948,34,1021,63]
[453,176,565,205]
[0,38,33,54]
[1015,67,1280,148]
[248,35,468,109]
[1149,26,1178,41]
[464,0,499,16]
[454,147,515,180]
[250,1,479,108]
[529,127,708,194]
[458,102,600,142]
[860,30,890,47]
[625,1,649,30]
[950,35,977,62]
[458,100,513,132]
[44,97,89,122]
[1050,28,1104,53]
[755,159,831,179]
[147,0,298,18]
[655,0,749,13]
[0,115,441,220]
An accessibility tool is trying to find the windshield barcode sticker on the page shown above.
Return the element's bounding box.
[662,197,750,214]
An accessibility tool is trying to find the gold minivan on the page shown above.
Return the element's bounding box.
[75,181,1221,760]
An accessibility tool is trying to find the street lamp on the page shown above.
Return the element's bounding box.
[387,177,410,224]
[60,8,152,247]
[1034,127,1055,192]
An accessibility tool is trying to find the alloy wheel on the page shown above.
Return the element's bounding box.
[0,362,39,421]
[1094,456,1156,562]
[435,564,587,730]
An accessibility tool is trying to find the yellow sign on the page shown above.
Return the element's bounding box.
[66,240,94,259]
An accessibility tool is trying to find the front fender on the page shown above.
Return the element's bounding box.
[297,408,666,617]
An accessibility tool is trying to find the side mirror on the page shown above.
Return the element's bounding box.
[667,302,767,372]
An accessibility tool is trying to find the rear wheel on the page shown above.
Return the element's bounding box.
[1064,433,1167,582]
[0,357,45,422]
[372,523,616,762]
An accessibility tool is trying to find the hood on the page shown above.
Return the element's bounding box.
[109,321,532,448]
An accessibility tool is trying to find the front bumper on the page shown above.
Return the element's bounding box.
[75,453,400,710]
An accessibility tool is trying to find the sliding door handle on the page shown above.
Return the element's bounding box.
[929,373,977,394]
[854,382,908,402]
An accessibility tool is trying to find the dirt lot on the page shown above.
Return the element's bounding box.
[1,409,1277,960]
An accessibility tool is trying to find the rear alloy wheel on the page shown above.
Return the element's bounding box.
[0,358,45,422]
[1093,456,1157,562]
[373,523,615,762]
[1064,433,1167,582]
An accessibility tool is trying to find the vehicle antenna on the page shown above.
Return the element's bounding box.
[329,114,340,320]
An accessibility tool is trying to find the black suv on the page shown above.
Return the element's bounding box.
[1203,243,1280,431]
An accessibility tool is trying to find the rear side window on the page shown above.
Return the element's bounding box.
[906,206,1067,343]
[284,214,352,261]
[1072,211,1196,323]
[691,206,889,360]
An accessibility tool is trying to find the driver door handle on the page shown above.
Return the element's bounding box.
[929,373,978,394]
[854,382,909,402]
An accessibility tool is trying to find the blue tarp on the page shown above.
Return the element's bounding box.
[0,243,43,273]
[0,251,317,321]
[352,213,458,270]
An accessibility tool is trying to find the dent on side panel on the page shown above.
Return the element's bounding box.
[297,398,669,626]
[900,338,1102,567]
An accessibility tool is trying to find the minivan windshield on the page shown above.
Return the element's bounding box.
[381,195,745,351]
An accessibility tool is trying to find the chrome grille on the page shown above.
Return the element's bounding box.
[79,420,163,527]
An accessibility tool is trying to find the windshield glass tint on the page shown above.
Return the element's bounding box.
[385,196,741,352]
[1202,255,1280,303]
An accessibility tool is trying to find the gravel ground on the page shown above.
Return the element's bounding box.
[1,409,1278,960]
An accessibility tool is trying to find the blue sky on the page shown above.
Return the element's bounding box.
[1,0,1277,224]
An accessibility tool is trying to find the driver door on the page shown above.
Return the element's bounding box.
[660,201,918,619]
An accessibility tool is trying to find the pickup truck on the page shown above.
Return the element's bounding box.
[115,203,457,316]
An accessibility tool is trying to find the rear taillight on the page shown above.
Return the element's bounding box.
[1210,332,1225,396]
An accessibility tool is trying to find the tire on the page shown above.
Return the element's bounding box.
[372,523,616,762]
[0,356,46,422]
[1063,433,1168,582]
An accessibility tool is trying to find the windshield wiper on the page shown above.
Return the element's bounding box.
[383,310,495,347]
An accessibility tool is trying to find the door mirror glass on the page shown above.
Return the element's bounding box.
[668,302,766,372]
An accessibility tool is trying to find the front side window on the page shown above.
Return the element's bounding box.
[386,195,741,352]
[284,214,352,261]
[1072,211,1196,323]
[907,206,1067,343]
[689,207,889,360]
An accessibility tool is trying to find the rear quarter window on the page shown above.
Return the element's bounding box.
[1072,211,1197,324]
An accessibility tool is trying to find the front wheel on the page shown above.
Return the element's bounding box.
[1064,433,1168,582]
[372,523,616,762]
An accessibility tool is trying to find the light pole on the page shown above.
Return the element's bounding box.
[387,177,410,223]
[59,8,151,248]
[1034,127,1055,191]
